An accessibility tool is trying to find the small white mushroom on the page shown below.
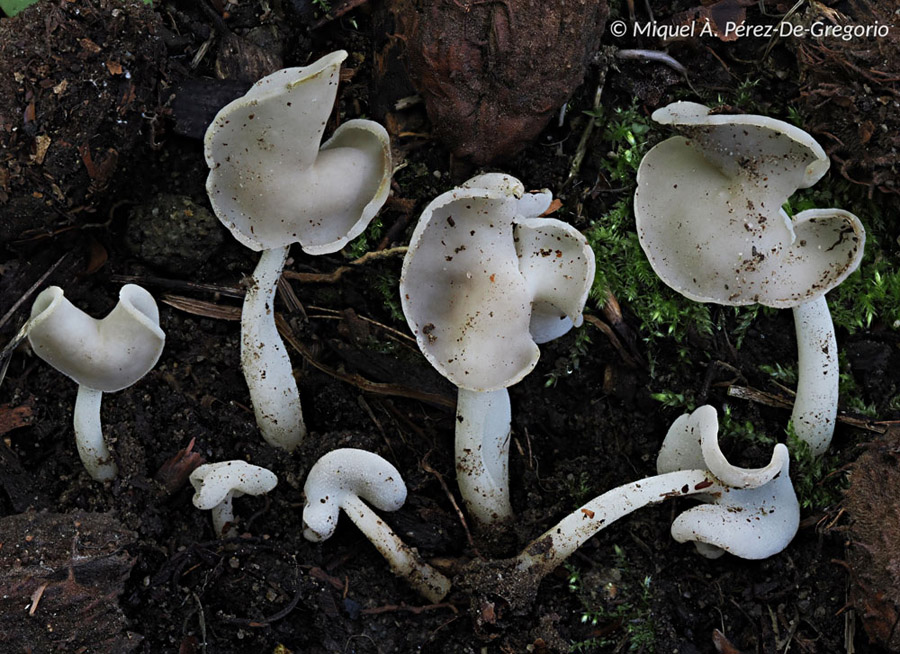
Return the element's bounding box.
[656,405,799,559]
[27,284,165,481]
[514,406,799,584]
[635,102,866,455]
[302,448,451,603]
[400,174,595,526]
[190,460,278,537]
[204,50,392,452]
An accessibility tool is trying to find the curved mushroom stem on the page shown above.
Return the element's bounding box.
[73,385,117,481]
[791,295,838,457]
[341,494,452,603]
[514,469,710,582]
[455,388,513,527]
[241,246,306,451]
[210,492,236,537]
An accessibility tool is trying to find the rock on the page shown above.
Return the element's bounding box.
[126,194,224,274]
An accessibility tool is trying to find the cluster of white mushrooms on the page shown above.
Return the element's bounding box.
[16,52,866,605]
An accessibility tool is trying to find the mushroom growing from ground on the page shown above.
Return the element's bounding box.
[302,448,452,603]
[400,173,595,527]
[204,50,392,452]
[507,406,799,597]
[190,460,277,537]
[27,284,165,481]
[635,101,865,456]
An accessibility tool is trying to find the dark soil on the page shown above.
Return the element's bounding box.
[1,0,898,653]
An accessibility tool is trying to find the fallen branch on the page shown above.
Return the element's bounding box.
[727,385,891,434]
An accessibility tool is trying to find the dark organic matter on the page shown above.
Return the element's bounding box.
[845,427,900,650]
[390,0,609,165]
[0,0,165,242]
[0,511,139,653]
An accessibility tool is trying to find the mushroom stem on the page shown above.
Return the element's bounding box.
[515,469,710,581]
[455,388,513,526]
[340,494,452,603]
[791,295,838,456]
[210,492,236,537]
[72,386,117,481]
[241,246,306,451]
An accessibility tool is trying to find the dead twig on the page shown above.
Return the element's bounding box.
[282,247,407,284]
[727,385,891,433]
[277,315,455,408]
[220,568,304,627]
[360,601,458,615]
[306,305,418,348]
[582,314,642,370]
[0,253,69,331]
[421,455,482,560]
[565,76,605,187]
[161,295,241,321]
[109,274,244,299]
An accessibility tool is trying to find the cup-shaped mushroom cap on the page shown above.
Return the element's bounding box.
[635,102,864,308]
[400,175,594,391]
[656,405,799,560]
[190,460,278,510]
[303,448,407,542]
[28,285,165,393]
[515,218,595,343]
[204,50,392,254]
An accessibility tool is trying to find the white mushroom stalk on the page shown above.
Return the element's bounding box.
[635,102,865,456]
[190,460,278,537]
[514,406,799,583]
[303,448,452,603]
[27,285,165,481]
[204,50,392,451]
[401,174,595,527]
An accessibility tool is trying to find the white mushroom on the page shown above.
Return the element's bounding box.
[400,174,595,526]
[204,50,392,452]
[635,102,865,455]
[190,460,278,537]
[513,406,799,584]
[27,285,165,481]
[302,448,451,603]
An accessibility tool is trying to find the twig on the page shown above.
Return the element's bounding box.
[582,314,641,369]
[565,77,606,187]
[616,49,687,75]
[421,455,482,560]
[0,252,69,331]
[282,247,407,284]
[220,569,304,627]
[312,0,370,28]
[191,592,208,654]
[727,385,890,433]
[108,274,245,299]
[161,295,241,321]
[276,316,455,408]
[306,305,418,347]
[360,601,458,615]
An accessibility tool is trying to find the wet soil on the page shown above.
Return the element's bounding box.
[1,0,898,653]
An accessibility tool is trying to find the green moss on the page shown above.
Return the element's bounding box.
[567,546,656,653]
[786,422,846,510]
[343,217,385,261]
[372,268,405,324]
[585,198,713,362]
